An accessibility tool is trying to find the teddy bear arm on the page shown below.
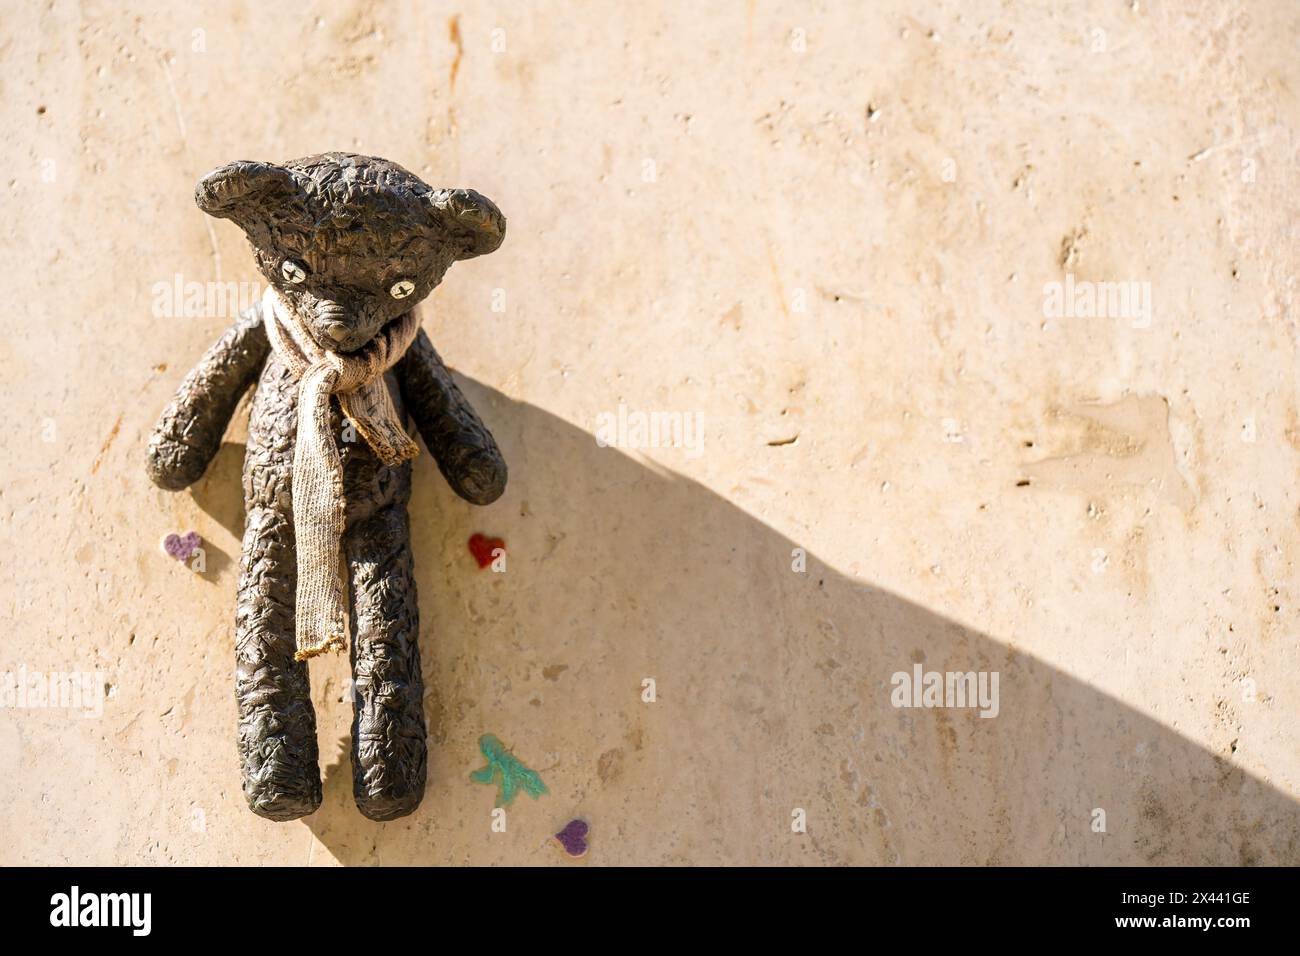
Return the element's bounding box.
[395,328,507,505]
[146,306,270,491]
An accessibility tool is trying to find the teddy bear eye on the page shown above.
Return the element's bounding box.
[280,260,308,284]
[390,280,415,300]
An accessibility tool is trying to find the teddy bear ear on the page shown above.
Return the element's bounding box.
[427,188,506,259]
[194,161,304,228]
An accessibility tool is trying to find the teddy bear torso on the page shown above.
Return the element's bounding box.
[242,346,414,531]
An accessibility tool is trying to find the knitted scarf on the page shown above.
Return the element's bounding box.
[261,286,421,661]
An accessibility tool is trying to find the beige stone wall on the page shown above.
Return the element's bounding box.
[2,0,1298,864]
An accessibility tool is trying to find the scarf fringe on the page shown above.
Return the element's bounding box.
[294,634,347,662]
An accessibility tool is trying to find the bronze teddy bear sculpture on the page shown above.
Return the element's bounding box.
[146,153,507,821]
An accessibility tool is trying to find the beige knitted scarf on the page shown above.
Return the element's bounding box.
[261,287,421,661]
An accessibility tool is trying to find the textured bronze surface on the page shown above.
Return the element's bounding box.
[146,153,507,821]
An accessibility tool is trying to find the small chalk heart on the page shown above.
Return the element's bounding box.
[554,818,589,858]
[161,531,202,561]
[468,533,505,569]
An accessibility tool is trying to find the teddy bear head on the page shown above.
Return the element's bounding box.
[195,152,505,353]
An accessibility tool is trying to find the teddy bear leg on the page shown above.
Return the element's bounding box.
[345,502,428,821]
[234,504,323,821]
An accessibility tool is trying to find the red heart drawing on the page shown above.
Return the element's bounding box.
[468,533,505,570]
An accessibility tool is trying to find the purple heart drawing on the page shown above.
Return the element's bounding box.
[554,818,589,858]
[162,531,202,561]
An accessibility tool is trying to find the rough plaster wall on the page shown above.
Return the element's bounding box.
[1,0,1297,864]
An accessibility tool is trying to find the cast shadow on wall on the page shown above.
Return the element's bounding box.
[283,380,1297,865]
